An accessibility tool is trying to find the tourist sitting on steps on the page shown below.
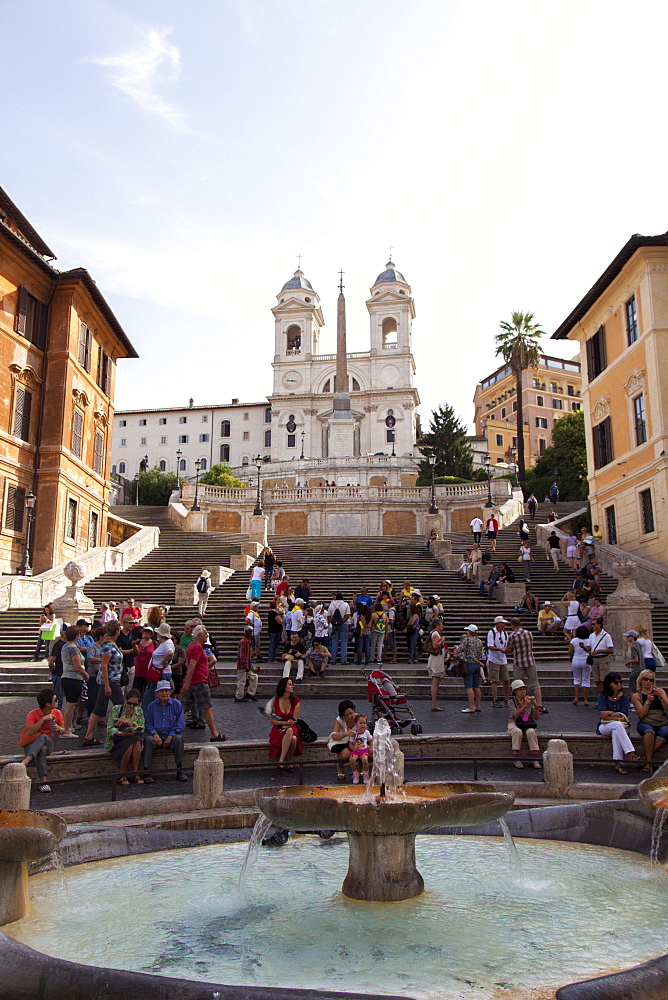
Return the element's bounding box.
[329,700,358,779]
[597,672,642,775]
[507,679,541,769]
[143,680,187,783]
[282,632,306,682]
[19,687,64,792]
[267,677,302,771]
[105,689,145,784]
[631,669,668,773]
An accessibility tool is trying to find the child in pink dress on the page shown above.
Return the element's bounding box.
[348,714,373,784]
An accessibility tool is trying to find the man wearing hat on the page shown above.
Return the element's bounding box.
[508,679,541,768]
[506,618,547,713]
[245,601,263,659]
[537,601,562,634]
[486,616,511,707]
[196,571,212,616]
[143,679,187,782]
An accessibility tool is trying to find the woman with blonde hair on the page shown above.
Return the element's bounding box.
[562,591,581,639]
[631,669,668,771]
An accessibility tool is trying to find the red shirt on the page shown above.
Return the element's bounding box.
[133,640,156,679]
[20,708,64,747]
[276,580,289,597]
[185,641,210,685]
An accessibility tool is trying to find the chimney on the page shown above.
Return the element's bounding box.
[189,398,194,408]
[231,398,239,404]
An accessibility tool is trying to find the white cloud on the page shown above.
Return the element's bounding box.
[85,28,190,132]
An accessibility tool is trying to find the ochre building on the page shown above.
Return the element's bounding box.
[0,186,137,576]
[552,231,668,566]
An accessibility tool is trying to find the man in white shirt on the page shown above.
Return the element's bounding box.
[290,599,305,635]
[470,516,484,545]
[245,602,262,657]
[328,591,351,664]
[589,619,614,693]
[486,615,510,707]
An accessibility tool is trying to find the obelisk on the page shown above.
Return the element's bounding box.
[328,271,356,457]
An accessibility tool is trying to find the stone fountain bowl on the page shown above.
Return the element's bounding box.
[639,775,668,811]
[256,783,515,836]
[0,809,67,864]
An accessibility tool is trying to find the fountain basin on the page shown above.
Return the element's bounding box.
[0,809,67,925]
[256,783,514,900]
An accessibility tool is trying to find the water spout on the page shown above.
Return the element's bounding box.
[650,807,667,866]
[238,815,273,892]
[369,718,401,797]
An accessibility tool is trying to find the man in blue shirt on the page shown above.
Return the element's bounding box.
[143,679,187,783]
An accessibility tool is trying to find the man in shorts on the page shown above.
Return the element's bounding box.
[486,616,510,707]
[589,618,614,693]
[180,624,227,742]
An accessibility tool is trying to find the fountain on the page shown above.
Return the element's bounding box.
[256,719,515,900]
[0,808,66,924]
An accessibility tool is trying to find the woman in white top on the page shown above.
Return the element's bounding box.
[636,626,657,670]
[569,625,592,706]
[565,530,579,571]
[329,700,358,780]
[518,543,533,581]
[562,590,581,639]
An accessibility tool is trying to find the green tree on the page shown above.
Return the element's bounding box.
[130,466,180,506]
[495,311,544,485]
[416,404,474,485]
[199,463,244,488]
[526,409,588,501]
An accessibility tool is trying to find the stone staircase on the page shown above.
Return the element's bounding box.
[1,501,666,703]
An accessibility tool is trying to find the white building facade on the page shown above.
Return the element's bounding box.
[111,262,421,485]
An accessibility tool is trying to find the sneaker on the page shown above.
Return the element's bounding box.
[38,783,51,792]
[362,772,369,783]
[352,772,360,784]
[234,697,248,703]
[246,694,258,701]
[539,707,549,714]
[176,770,188,781]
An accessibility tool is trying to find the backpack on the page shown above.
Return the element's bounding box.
[331,606,343,628]
[196,576,208,593]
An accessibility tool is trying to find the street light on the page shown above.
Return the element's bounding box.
[134,473,140,506]
[176,449,182,497]
[191,458,202,512]
[390,430,396,457]
[428,455,438,514]
[300,429,305,460]
[18,491,36,576]
[484,454,493,508]
[510,445,519,488]
[253,454,263,516]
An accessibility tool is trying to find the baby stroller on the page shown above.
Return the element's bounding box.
[365,668,422,736]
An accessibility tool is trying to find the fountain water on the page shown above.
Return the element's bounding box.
[255,718,515,901]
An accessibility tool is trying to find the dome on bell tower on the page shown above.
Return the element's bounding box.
[373,260,407,286]
[281,268,314,291]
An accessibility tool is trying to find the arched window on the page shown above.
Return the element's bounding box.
[118,461,126,475]
[264,430,271,448]
[264,407,272,423]
[199,458,207,471]
[179,458,187,472]
[241,456,249,466]
[322,378,331,393]
[286,325,301,353]
[221,420,230,437]
[352,377,360,391]
[220,444,230,462]
[382,317,398,346]
[159,460,166,471]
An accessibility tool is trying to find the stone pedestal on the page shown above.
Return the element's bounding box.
[543,738,574,797]
[606,558,654,664]
[175,584,197,607]
[328,416,356,458]
[241,542,264,560]
[0,764,31,812]
[193,746,224,808]
[496,582,526,605]
[203,566,234,587]
[343,832,423,901]
[52,560,95,614]
[249,515,268,548]
[230,554,254,571]
[425,514,444,545]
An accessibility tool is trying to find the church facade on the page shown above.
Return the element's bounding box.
[112,262,421,486]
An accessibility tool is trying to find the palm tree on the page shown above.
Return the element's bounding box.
[495,311,544,485]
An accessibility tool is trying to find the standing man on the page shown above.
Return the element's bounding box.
[143,679,187,783]
[589,618,614,694]
[235,627,258,702]
[328,591,351,664]
[546,530,562,572]
[485,513,499,551]
[180,624,227,742]
[245,601,263,658]
[354,586,374,609]
[195,570,212,616]
[470,514,484,545]
[294,579,311,604]
[468,543,483,585]
[527,494,538,520]
[486,616,511,707]
[118,613,140,693]
[506,618,546,714]
[550,481,560,504]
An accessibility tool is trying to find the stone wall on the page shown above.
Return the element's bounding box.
[382,510,417,535]
[275,511,308,535]
[208,510,242,533]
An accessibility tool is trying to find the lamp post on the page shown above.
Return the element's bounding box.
[510,446,519,488]
[176,449,182,497]
[428,455,438,514]
[18,491,36,576]
[191,458,202,512]
[253,454,263,515]
[390,430,396,457]
[484,454,493,508]
[134,474,140,506]
[300,430,305,460]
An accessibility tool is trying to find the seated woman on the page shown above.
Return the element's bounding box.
[631,669,668,772]
[597,672,641,775]
[457,550,472,576]
[587,598,607,631]
[577,599,592,629]
[498,562,515,585]
[267,677,302,771]
[507,679,541,768]
[329,700,367,780]
[104,689,145,785]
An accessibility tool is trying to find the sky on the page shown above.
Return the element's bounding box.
[4,0,668,432]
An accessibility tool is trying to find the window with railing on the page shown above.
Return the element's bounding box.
[640,488,654,534]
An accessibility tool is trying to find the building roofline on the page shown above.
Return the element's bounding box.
[477,352,581,387]
[0,187,56,258]
[115,401,270,415]
[57,268,138,358]
[552,231,668,340]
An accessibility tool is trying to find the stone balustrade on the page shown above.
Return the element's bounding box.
[183,481,512,506]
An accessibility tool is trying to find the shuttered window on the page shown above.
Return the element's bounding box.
[97,351,112,396]
[586,326,607,381]
[12,387,32,441]
[15,287,47,350]
[77,323,93,371]
[5,484,26,532]
[93,432,104,474]
[72,410,84,459]
[66,498,77,540]
[89,510,99,548]
[592,416,613,469]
